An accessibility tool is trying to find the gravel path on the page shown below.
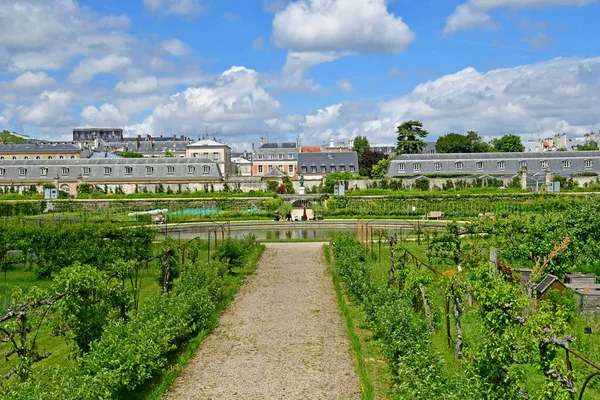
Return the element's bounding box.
[164,242,360,400]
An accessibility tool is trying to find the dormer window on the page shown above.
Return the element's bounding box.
[434,162,442,171]
[104,167,112,175]
[563,160,571,169]
[498,161,506,170]
[83,167,91,176]
[541,160,549,169]
[19,168,27,176]
[167,166,174,174]
[0,168,5,176]
[456,162,463,170]
[302,165,308,173]
[585,159,593,169]
[476,161,484,170]
[146,167,153,175]
[125,167,132,175]
[413,163,421,172]
[519,161,527,169]
[40,168,48,176]
[203,165,210,174]
[61,167,69,176]
[188,166,195,174]
[398,163,405,172]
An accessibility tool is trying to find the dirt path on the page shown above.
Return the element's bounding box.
[164,242,359,400]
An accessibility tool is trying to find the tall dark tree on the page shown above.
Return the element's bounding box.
[491,134,525,152]
[466,130,490,153]
[396,121,428,154]
[352,135,370,157]
[359,150,387,178]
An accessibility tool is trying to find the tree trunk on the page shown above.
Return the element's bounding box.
[419,283,434,331]
[450,285,463,360]
[444,293,452,348]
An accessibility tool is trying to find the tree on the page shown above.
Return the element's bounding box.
[371,158,390,179]
[118,151,144,158]
[164,150,175,157]
[359,150,387,178]
[577,140,598,151]
[352,136,370,157]
[396,121,428,154]
[436,131,490,153]
[491,134,525,152]
[0,131,26,144]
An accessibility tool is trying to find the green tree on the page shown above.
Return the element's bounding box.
[577,140,598,151]
[0,130,26,144]
[352,135,370,157]
[371,158,390,179]
[436,131,490,153]
[164,150,175,157]
[396,121,428,154]
[491,134,525,152]
[359,149,387,177]
[118,151,144,158]
[466,130,490,152]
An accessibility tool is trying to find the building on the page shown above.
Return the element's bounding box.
[252,140,299,177]
[73,128,123,141]
[185,138,232,177]
[0,143,84,160]
[231,156,252,176]
[387,151,600,178]
[95,135,191,158]
[0,158,222,196]
[373,142,436,156]
[297,152,359,177]
[320,138,354,152]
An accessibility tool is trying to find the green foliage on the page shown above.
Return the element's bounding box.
[576,140,598,151]
[212,234,257,271]
[491,134,525,152]
[396,120,429,155]
[414,177,430,191]
[0,130,26,144]
[359,149,387,177]
[352,135,370,157]
[370,158,391,179]
[164,150,175,157]
[266,180,279,192]
[436,131,490,153]
[118,151,144,158]
[322,171,358,193]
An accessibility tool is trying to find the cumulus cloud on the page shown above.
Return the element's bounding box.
[115,77,160,94]
[444,0,598,34]
[337,80,353,93]
[12,72,56,89]
[19,90,73,125]
[126,66,281,136]
[143,0,203,15]
[279,51,340,91]
[283,57,600,144]
[69,55,132,83]
[273,0,414,53]
[81,103,129,126]
[161,39,190,56]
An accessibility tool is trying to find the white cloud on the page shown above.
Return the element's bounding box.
[273,0,414,53]
[279,51,340,90]
[143,0,203,15]
[284,57,600,144]
[12,72,55,89]
[69,55,132,83]
[20,90,73,125]
[444,0,598,34]
[81,103,129,126]
[127,66,281,136]
[263,0,288,13]
[161,39,190,57]
[337,80,353,93]
[115,77,160,94]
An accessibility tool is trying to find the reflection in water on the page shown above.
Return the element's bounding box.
[169,228,356,241]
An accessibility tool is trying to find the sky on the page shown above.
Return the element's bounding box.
[0,0,599,151]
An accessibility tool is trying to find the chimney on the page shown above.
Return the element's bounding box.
[260,137,267,146]
[330,138,334,148]
[180,135,184,141]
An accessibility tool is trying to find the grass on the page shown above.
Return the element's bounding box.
[324,244,394,400]
[137,243,265,400]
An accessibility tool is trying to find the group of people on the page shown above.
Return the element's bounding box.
[274,210,324,221]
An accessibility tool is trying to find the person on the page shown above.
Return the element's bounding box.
[285,211,292,221]
[274,210,281,221]
[318,212,324,221]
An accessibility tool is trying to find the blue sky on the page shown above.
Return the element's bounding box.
[0,0,599,149]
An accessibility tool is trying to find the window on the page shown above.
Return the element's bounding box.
[12,156,16,160]
[61,167,69,176]
[83,167,90,176]
[413,163,421,172]
[0,168,4,176]
[213,152,219,161]
[278,165,283,171]
[24,156,29,160]
[48,156,52,159]
[288,153,293,159]
[188,166,195,174]
[476,161,484,170]
[258,154,264,160]
[146,166,153,175]
[268,165,273,171]
[434,162,442,171]
[398,163,405,172]
[268,154,273,160]
[349,165,355,173]
[330,165,336,172]
[166,166,174,174]
[302,165,308,173]
[71,156,75,159]
[339,165,346,172]
[192,152,198,158]
[59,156,64,159]
[104,167,112,175]
[36,156,40,160]
[125,167,132,175]
[456,162,464,170]
[40,168,48,176]
[288,164,294,173]
[519,161,527,169]
[203,165,210,174]
[311,165,317,173]
[321,165,327,173]
[498,161,506,170]
[0,157,3,159]
[585,159,593,169]
[258,165,263,173]
[541,160,549,169]
[278,154,284,160]
[563,160,571,169]
[19,168,27,176]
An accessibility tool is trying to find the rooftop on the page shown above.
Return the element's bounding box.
[0,143,81,153]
